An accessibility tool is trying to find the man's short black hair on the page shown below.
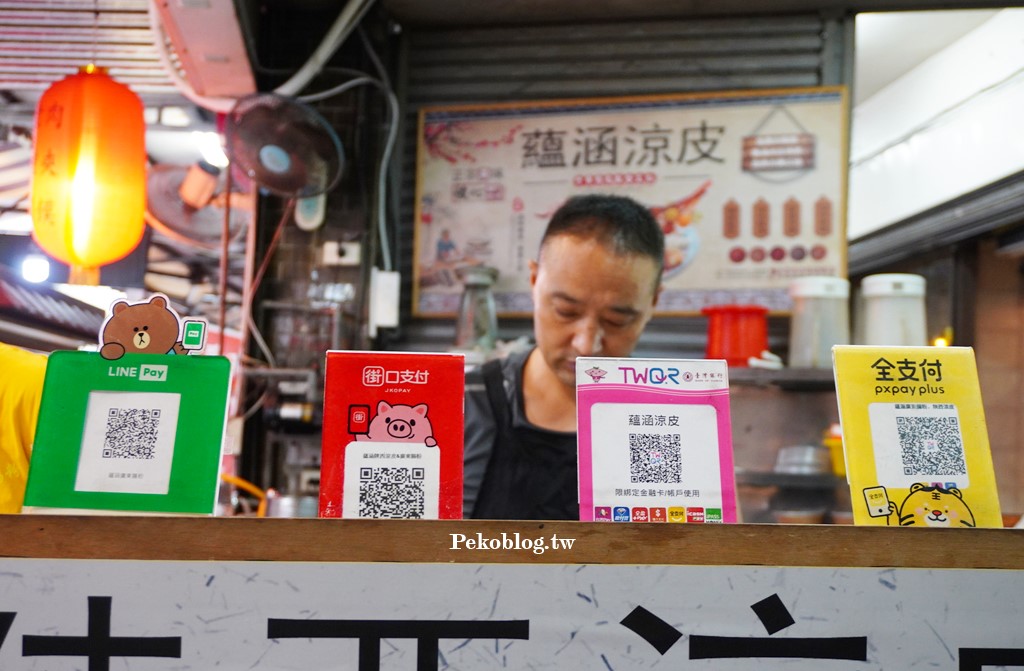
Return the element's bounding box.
[540,194,664,275]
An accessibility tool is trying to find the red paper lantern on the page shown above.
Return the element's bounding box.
[31,65,146,284]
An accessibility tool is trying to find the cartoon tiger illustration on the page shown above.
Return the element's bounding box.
[888,483,976,527]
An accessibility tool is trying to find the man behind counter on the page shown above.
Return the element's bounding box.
[463,194,664,520]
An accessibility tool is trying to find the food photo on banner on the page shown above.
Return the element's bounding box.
[413,87,847,316]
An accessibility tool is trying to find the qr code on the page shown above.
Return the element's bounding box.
[101,408,161,459]
[629,433,682,483]
[359,467,425,518]
[897,415,966,477]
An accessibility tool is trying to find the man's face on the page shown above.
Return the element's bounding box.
[531,234,662,389]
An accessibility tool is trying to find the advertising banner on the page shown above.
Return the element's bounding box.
[414,87,848,316]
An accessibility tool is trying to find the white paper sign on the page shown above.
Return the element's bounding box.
[74,391,180,494]
[1,559,1023,670]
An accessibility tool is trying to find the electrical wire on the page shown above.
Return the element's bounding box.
[248,199,295,309]
[147,0,376,113]
[217,163,232,355]
[148,0,399,271]
[240,383,270,421]
[274,0,377,98]
[248,320,276,367]
[241,199,297,370]
[297,76,399,273]
[219,473,267,517]
[147,0,399,350]
[357,26,400,275]
[358,25,392,91]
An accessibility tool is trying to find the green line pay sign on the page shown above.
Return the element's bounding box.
[23,351,231,515]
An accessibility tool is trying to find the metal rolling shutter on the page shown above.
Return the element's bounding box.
[391,13,852,358]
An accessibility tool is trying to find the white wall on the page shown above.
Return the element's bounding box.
[848,9,1024,240]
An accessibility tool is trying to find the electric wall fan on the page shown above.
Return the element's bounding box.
[223,92,344,199]
[145,93,342,248]
[211,92,346,357]
[217,91,345,293]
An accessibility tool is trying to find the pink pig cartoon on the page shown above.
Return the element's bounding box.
[356,400,438,447]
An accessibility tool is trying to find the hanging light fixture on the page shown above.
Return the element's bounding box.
[31,64,146,285]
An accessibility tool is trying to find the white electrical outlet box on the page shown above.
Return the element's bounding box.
[298,468,321,495]
[322,241,361,266]
[368,267,401,336]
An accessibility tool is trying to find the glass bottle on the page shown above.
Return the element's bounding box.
[454,265,499,352]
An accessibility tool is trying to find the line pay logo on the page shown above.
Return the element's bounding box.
[139,364,168,381]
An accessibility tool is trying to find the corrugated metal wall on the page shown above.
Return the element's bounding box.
[391,13,853,358]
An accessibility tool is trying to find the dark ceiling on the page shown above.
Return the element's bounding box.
[379,0,1022,27]
[2,0,1020,126]
[0,0,186,136]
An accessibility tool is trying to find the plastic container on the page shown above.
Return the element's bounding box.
[788,276,850,368]
[265,493,318,518]
[823,435,845,477]
[702,304,768,367]
[860,273,927,346]
[769,487,833,525]
[774,444,833,475]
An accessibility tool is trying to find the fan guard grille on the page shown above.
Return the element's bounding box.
[224,93,344,198]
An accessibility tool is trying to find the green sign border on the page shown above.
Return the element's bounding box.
[24,351,230,514]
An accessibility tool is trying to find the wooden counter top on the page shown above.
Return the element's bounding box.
[2,515,1022,569]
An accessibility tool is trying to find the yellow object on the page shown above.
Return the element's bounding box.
[0,343,48,513]
[220,473,267,517]
[932,326,954,348]
[833,345,1001,527]
[31,65,146,283]
[823,436,845,477]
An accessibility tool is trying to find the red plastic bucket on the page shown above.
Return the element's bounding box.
[702,304,769,366]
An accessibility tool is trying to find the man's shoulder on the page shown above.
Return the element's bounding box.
[466,347,530,387]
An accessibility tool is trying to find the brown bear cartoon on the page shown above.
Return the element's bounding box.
[99,294,186,360]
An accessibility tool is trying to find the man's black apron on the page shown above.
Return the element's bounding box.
[470,359,579,520]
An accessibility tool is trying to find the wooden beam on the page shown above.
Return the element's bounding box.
[2,515,1022,569]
